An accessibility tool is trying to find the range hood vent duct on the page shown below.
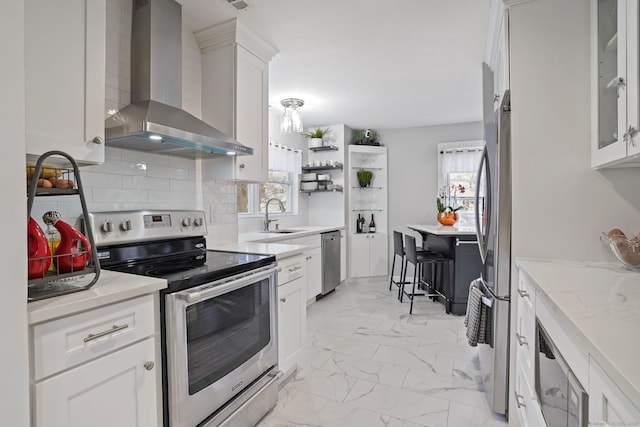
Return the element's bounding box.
[104,0,252,158]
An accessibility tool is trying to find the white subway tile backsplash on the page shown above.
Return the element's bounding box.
[147,164,194,180]
[168,155,195,170]
[104,147,122,161]
[93,160,147,175]
[80,171,123,189]
[93,188,148,203]
[122,202,168,211]
[121,149,170,166]
[169,179,197,193]
[122,175,170,191]
[87,202,124,213]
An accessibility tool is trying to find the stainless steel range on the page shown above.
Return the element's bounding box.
[84,210,279,427]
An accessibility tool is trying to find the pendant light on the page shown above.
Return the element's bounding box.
[280,98,304,134]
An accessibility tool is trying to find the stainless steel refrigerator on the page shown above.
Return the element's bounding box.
[473,63,512,416]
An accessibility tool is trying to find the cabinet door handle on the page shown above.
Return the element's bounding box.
[515,333,528,347]
[239,163,245,170]
[144,361,154,371]
[280,297,286,303]
[514,391,526,408]
[92,136,104,145]
[517,289,529,298]
[84,323,129,342]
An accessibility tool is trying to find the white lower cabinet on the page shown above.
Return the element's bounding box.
[349,233,388,278]
[589,356,640,426]
[276,255,307,380]
[31,294,161,427]
[34,338,158,427]
[305,247,322,303]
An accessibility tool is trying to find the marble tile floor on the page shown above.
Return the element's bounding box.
[257,277,509,427]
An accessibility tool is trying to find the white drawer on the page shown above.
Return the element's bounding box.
[287,234,321,249]
[277,255,306,286]
[33,294,156,380]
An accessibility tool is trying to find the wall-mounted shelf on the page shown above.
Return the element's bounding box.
[309,145,339,152]
[300,188,343,194]
[351,167,383,171]
[352,186,383,190]
[352,209,384,212]
[301,165,343,172]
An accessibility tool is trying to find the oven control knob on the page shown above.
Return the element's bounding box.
[193,217,203,227]
[182,218,192,227]
[101,221,113,233]
[120,220,132,231]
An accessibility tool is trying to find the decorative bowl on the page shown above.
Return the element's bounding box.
[600,233,640,270]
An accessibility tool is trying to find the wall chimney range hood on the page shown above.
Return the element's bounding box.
[104,0,252,158]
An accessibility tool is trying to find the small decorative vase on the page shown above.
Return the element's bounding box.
[309,138,323,148]
[437,212,458,226]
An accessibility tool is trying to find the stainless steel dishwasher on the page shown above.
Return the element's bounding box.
[321,230,341,295]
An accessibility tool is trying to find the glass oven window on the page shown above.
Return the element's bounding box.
[185,277,271,395]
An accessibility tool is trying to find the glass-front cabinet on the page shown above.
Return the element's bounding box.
[592,0,640,167]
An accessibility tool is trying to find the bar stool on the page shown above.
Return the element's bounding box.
[400,234,451,315]
[389,231,435,300]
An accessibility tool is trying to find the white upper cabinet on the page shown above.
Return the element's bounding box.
[197,20,278,182]
[25,0,106,166]
[485,0,510,105]
[591,0,640,168]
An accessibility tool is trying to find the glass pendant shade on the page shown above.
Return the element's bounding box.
[280,98,304,134]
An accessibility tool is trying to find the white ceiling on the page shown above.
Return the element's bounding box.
[179,0,491,130]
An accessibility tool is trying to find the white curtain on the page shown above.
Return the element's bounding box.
[268,142,302,179]
[440,147,483,182]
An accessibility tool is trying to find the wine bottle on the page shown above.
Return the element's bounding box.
[356,214,361,233]
[369,214,376,233]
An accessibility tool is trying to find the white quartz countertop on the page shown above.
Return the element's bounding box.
[407,224,477,236]
[28,270,167,325]
[209,242,307,260]
[239,225,345,243]
[516,258,640,407]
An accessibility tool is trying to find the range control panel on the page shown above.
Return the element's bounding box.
[85,210,207,247]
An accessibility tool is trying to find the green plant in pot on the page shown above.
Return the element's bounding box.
[357,169,374,188]
[353,129,379,145]
[302,128,330,148]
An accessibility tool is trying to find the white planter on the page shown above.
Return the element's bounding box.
[309,138,323,148]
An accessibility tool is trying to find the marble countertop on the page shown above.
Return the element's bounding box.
[239,225,345,243]
[516,258,640,407]
[209,241,307,260]
[28,270,167,325]
[406,224,477,236]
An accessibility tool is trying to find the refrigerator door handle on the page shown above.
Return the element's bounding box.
[475,145,489,263]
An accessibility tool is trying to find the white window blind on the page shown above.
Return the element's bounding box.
[268,142,301,178]
[440,147,483,183]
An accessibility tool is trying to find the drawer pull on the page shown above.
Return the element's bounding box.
[288,266,302,272]
[515,333,528,346]
[144,361,155,371]
[84,324,129,342]
[280,297,286,303]
[514,391,526,408]
[517,289,530,298]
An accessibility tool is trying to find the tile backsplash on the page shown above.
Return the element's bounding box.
[29,147,238,246]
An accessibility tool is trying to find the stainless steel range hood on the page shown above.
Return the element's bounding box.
[105,0,252,158]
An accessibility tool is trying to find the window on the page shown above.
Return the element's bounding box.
[439,144,484,224]
[237,143,301,216]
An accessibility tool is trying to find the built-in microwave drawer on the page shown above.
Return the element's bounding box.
[33,294,156,380]
[277,255,306,286]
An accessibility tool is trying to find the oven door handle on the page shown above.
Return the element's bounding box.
[177,266,276,304]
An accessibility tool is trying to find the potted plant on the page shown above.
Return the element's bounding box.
[357,169,374,188]
[302,128,330,148]
[436,198,462,226]
[352,129,380,145]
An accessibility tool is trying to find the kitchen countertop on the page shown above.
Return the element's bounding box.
[27,270,167,325]
[239,225,345,243]
[516,258,640,407]
[407,223,477,236]
[209,242,307,260]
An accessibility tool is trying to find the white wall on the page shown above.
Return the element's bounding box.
[510,0,640,263]
[383,122,483,242]
[0,0,30,424]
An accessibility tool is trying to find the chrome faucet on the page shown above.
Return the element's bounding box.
[264,198,285,231]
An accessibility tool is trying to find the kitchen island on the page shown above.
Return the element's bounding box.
[406,224,481,315]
